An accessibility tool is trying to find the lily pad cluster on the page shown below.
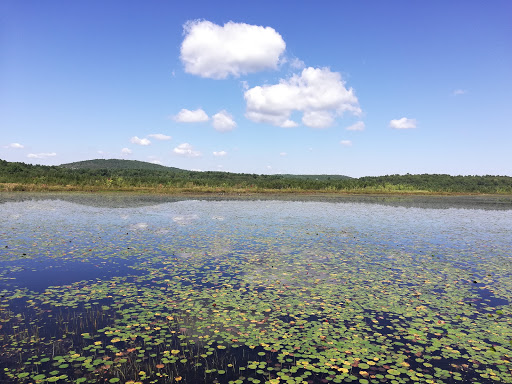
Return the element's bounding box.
[1,197,511,383]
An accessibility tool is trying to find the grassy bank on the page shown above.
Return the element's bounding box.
[2,182,510,196]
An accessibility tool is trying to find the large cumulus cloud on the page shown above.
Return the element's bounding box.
[244,67,361,129]
[180,20,286,79]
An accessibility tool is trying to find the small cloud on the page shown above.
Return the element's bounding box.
[27,152,56,159]
[173,143,201,157]
[267,165,272,170]
[279,152,287,156]
[340,140,352,147]
[173,108,209,123]
[130,136,151,145]
[453,89,467,96]
[180,20,286,79]
[212,110,237,132]
[8,143,24,149]
[346,121,365,131]
[389,117,417,129]
[121,148,132,155]
[213,150,227,157]
[150,160,162,165]
[148,133,172,141]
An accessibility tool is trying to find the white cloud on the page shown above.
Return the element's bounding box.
[280,152,287,156]
[453,89,467,96]
[213,150,227,157]
[212,110,237,132]
[340,140,352,147]
[346,121,365,131]
[173,143,201,157]
[27,152,57,159]
[245,67,361,128]
[173,108,209,123]
[148,133,172,141]
[180,20,286,79]
[8,143,24,149]
[150,160,162,165]
[389,117,417,129]
[121,148,132,155]
[130,136,151,145]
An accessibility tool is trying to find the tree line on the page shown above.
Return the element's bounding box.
[1,159,511,194]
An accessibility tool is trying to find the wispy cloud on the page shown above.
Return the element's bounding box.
[213,150,227,157]
[121,148,132,155]
[27,152,56,159]
[148,133,172,141]
[340,140,352,147]
[452,89,467,96]
[346,121,365,131]
[289,57,305,70]
[389,117,417,129]
[6,143,24,149]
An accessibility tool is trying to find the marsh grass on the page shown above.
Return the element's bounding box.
[0,182,485,196]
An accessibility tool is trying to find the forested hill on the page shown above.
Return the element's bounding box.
[1,158,511,194]
[60,159,184,172]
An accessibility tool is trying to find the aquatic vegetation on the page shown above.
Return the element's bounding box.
[0,196,511,383]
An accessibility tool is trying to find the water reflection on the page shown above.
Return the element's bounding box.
[1,194,511,384]
[1,191,512,210]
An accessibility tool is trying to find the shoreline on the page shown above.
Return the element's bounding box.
[1,182,512,197]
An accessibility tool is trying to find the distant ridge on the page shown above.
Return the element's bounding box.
[59,159,352,179]
[60,159,184,172]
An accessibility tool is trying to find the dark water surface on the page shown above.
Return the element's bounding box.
[1,193,511,384]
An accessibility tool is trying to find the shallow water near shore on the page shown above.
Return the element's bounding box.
[1,193,511,384]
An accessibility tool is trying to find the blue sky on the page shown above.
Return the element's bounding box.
[1,1,511,177]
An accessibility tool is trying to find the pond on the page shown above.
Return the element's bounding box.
[1,193,511,384]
